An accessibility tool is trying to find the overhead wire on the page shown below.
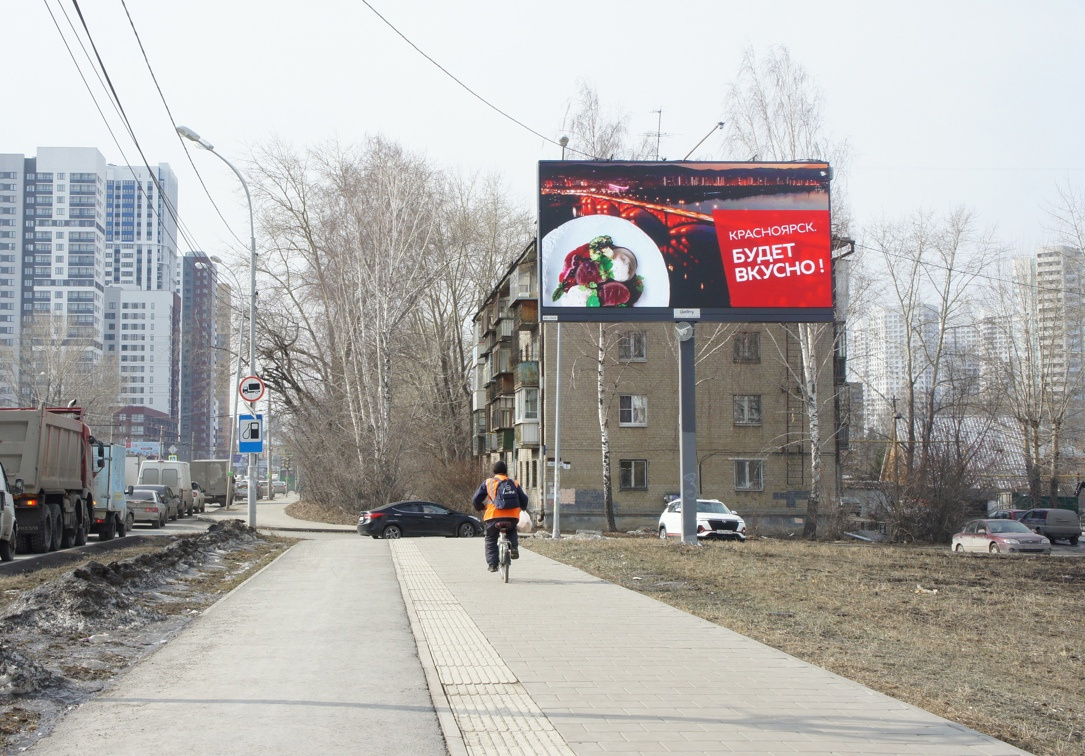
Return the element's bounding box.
[49,0,199,264]
[357,0,599,159]
[119,0,249,252]
[63,0,204,257]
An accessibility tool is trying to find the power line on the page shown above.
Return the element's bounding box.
[118,0,248,252]
[65,0,204,257]
[47,0,198,262]
[357,0,598,159]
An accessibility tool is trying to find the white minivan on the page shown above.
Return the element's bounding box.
[138,460,194,517]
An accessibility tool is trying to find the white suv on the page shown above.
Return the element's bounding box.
[658,498,747,542]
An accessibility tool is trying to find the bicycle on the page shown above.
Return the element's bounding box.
[496,521,514,583]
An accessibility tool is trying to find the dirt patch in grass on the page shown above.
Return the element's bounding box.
[527,536,1085,756]
[285,498,356,526]
[0,522,294,753]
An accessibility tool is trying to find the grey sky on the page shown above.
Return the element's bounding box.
[4,0,1082,261]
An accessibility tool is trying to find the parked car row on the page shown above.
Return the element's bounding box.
[125,484,194,528]
[954,509,1081,554]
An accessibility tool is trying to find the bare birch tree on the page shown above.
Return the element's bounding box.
[724,45,851,537]
[0,313,122,433]
[249,137,532,511]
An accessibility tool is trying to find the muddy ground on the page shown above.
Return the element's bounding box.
[0,521,291,753]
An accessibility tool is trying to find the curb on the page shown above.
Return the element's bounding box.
[194,515,355,534]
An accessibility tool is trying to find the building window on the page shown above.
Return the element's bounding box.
[618,331,647,361]
[516,388,539,422]
[619,459,648,490]
[619,395,647,426]
[733,331,761,363]
[734,459,763,491]
[733,395,762,426]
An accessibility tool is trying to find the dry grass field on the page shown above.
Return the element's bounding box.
[527,537,1084,756]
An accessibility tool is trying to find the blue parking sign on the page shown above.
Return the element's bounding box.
[239,414,264,453]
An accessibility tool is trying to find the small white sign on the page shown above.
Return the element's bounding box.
[542,315,558,322]
[673,308,701,319]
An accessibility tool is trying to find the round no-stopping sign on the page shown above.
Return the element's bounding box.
[239,375,266,402]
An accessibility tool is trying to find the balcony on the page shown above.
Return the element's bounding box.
[514,360,539,389]
[515,422,540,447]
[487,374,514,403]
[472,433,490,456]
[496,317,515,341]
[490,403,514,431]
[489,346,512,377]
[510,266,537,303]
[514,299,538,331]
[496,429,516,452]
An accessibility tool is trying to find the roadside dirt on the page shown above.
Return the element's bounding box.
[285,498,356,526]
[527,535,1085,756]
[0,521,292,753]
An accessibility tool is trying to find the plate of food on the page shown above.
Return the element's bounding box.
[541,215,669,309]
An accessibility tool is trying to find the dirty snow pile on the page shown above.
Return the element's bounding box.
[0,520,276,752]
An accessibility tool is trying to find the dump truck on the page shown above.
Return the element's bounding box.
[191,459,233,507]
[0,405,100,553]
[91,443,130,540]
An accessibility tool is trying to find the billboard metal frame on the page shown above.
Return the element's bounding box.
[538,160,834,324]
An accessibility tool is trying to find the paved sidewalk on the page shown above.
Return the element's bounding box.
[25,529,1028,755]
[30,538,445,755]
[396,538,1027,756]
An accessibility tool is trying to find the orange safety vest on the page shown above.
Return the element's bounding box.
[483,475,522,521]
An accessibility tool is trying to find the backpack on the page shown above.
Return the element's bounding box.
[495,478,520,510]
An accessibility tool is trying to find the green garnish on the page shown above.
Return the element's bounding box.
[586,293,600,307]
[552,284,565,301]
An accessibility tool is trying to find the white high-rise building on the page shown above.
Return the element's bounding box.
[105,164,178,292]
[847,303,939,432]
[103,287,176,412]
[0,148,180,433]
[0,148,109,406]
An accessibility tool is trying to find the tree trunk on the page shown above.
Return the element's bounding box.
[1049,418,1061,505]
[799,323,821,538]
[598,325,616,532]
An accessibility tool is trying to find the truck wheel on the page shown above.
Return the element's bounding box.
[0,531,13,562]
[99,513,116,541]
[73,502,89,547]
[126,512,135,533]
[60,498,75,549]
[48,504,62,552]
[116,513,127,538]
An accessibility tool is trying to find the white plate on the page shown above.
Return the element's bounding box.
[541,215,670,308]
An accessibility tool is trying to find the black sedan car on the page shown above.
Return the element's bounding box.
[358,501,482,539]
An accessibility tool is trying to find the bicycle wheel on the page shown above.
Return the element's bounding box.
[499,540,510,583]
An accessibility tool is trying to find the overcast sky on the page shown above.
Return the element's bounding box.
[4,1,1083,265]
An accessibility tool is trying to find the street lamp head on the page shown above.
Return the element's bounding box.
[176,125,213,150]
[559,135,569,148]
[209,255,224,264]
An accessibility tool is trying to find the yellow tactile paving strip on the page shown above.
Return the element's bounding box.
[392,541,575,756]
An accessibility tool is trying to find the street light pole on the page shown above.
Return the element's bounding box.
[177,125,258,528]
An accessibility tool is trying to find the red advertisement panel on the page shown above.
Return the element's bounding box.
[714,209,832,308]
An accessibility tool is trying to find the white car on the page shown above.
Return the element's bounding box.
[658,498,746,541]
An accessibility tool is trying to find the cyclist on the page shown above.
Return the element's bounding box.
[472,460,528,572]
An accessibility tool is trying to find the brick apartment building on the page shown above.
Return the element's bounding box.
[473,242,847,534]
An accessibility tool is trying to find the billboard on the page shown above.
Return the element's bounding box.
[538,161,834,322]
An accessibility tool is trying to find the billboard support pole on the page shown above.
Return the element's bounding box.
[676,322,698,545]
[551,322,562,539]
